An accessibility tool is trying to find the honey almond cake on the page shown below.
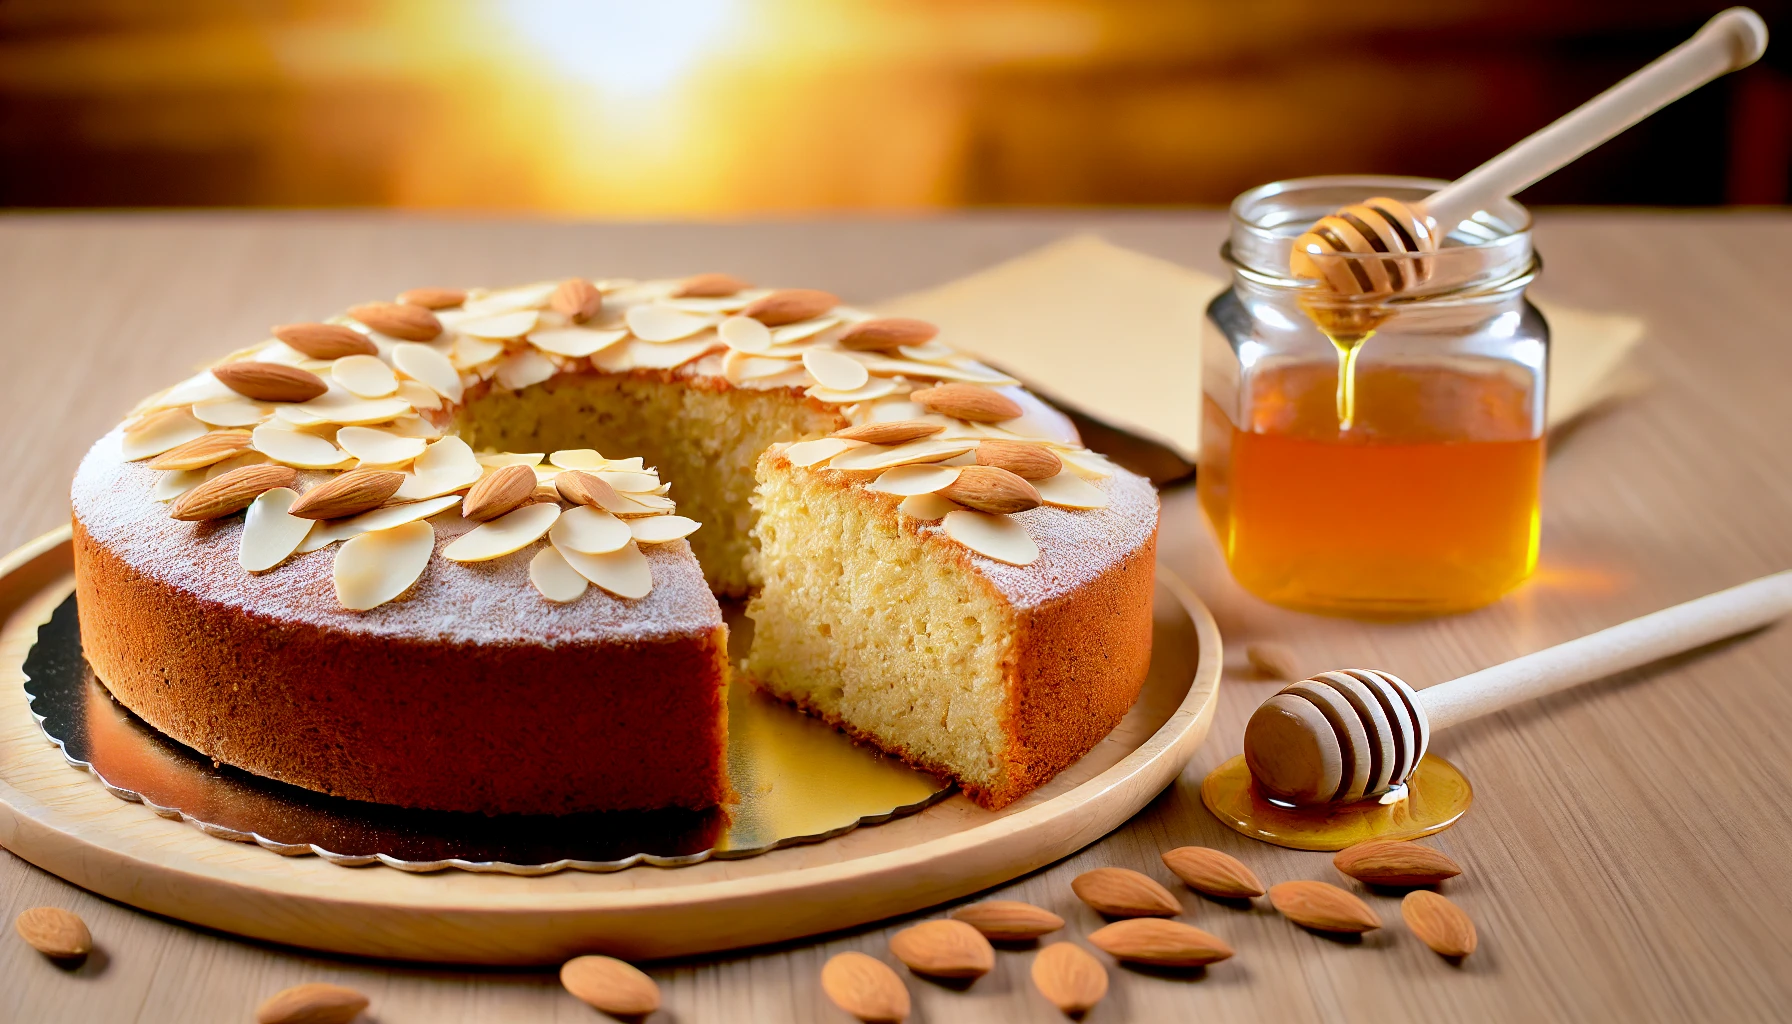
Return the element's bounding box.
[70,276,1159,816]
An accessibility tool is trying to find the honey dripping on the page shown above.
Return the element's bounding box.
[1201,753,1473,851]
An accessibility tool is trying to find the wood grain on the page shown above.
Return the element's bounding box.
[4,210,1792,1022]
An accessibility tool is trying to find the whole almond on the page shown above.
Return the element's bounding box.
[397,286,465,310]
[149,430,253,471]
[741,288,838,326]
[254,983,369,1024]
[1269,880,1382,933]
[838,317,939,352]
[674,272,751,297]
[949,900,1064,941]
[171,464,298,521]
[820,951,910,1023]
[939,465,1042,515]
[348,301,441,341]
[463,464,536,521]
[974,440,1061,480]
[557,470,623,510]
[559,954,661,1017]
[832,420,944,446]
[1246,641,1300,680]
[1088,918,1234,968]
[15,907,92,959]
[272,322,378,360]
[288,470,404,520]
[1030,942,1107,1014]
[1334,840,1462,887]
[912,383,1022,423]
[212,362,329,404]
[550,277,604,323]
[888,919,994,979]
[1070,867,1181,918]
[1162,846,1266,899]
[1402,890,1477,958]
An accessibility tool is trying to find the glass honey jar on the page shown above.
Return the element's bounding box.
[1199,176,1546,616]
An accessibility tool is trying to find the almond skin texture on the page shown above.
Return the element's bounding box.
[462,464,536,521]
[888,919,995,979]
[559,955,661,1017]
[15,907,92,959]
[550,277,604,323]
[912,383,1023,422]
[397,286,465,310]
[939,465,1042,515]
[838,317,939,351]
[1031,942,1108,1014]
[1269,880,1383,933]
[556,470,623,510]
[1070,867,1181,918]
[1088,918,1235,968]
[1162,846,1266,899]
[949,900,1064,941]
[171,465,298,521]
[1403,890,1477,958]
[348,301,441,341]
[254,983,369,1024]
[820,951,910,1023]
[674,272,751,297]
[1334,840,1463,888]
[288,470,404,520]
[149,430,253,471]
[741,288,838,326]
[974,440,1062,480]
[212,362,329,404]
[832,420,944,446]
[272,322,378,359]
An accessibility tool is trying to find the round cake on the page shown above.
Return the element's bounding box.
[71,275,1159,815]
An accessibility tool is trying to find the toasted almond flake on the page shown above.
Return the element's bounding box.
[897,492,962,520]
[297,495,460,553]
[719,315,774,354]
[328,354,396,398]
[453,333,506,368]
[443,502,560,562]
[868,399,929,421]
[396,379,443,411]
[288,390,413,426]
[725,353,801,385]
[477,452,544,468]
[528,545,588,602]
[336,426,428,466]
[1033,472,1109,510]
[549,504,632,554]
[191,397,272,427]
[238,487,312,572]
[943,510,1038,565]
[593,336,718,371]
[783,437,856,468]
[392,342,464,402]
[496,347,557,390]
[161,370,239,407]
[806,379,900,405]
[149,430,253,471]
[457,309,539,339]
[550,448,607,470]
[868,464,960,496]
[153,468,206,502]
[122,408,208,461]
[898,341,957,363]
[851,354,1020,386]
[462,281,558,316]
[802,348,870,391]
[251,424,349,468]
[745,367,816,391]
[395,435,482,500]
[626,303,715,342]
[596,470,660,493]
[556,539,652,598]
[1055,447,1116,479]
[828,438,976,472]
[333,520,434,610]
[771,316,840,344]
[386,415,442,439]
[529,325,629,357]
[629,515,699,544]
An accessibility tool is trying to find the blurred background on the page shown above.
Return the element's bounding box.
[2,0,1787,215]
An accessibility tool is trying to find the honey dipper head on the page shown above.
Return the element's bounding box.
[1243,670,1431,806]
[1289,197,1438,299]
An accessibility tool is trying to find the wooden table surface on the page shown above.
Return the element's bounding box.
[2,210,1790,1023]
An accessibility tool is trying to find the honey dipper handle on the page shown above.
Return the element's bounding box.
[1423,7,1768,230]
[1418,570,1792,732]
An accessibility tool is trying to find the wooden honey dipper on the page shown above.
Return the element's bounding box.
[1292,7,1769,297]
[1243,570,1792,806]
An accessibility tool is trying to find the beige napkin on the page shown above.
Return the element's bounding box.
[878,234,1645,462]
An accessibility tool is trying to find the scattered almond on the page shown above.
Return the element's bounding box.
[674,272,751,297]
[820,951,910,1023]
[1246,641,1300,680]
[742,288,838,326]
[1030,942,1107,1015]
[1334,840,1463,888]
[289,470,405,520]
[170,464,298,521]
[888,919,994,979]
[559,954,661,1017]
[1070,867,1181,918]
[212,362,329,404]
[1402,890,1477,958]
[1161,846,1266,899]
[254,983,369,1024]
[949,900,1064,941]
[912,383,1022,422]
[149,430,252,471]
[838,317,939,351]
[14,907,91,959]
[975,440,1062,480]
[463,464,536,521]
[556,469,623,510]
[348,301,441,341]
[1269,880,1383,933]
[832,420,945,445]
[939,465,1042,515]
[1088,918,1234,968]
[272,322,377,360]
[397,286,465,309]
[550,277,604,323]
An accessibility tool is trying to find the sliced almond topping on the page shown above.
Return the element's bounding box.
[742,288,838,326]
[828,438,976,473]
[594,470,659,493]
[477,452,543,468]
[212,362,329,404]
[807,379,900,405]
[975,439,1061,480]
[453,333,505,368]
[943,510,1038,566]
[529,325,628,357]
[462,463,536,521]
[443,502,560,562]
[868,464,960,496]
[529,544,588,603]
[149,430,252,471]
[272,322,379,360]
[556,538,653,599]
[852,355,1019,386]
[771,316,840,345]
[333,520,435,610]
[349,301,442,341]
[392,342,464,402]
[191,397,273,428]
[296,495,460,553]
[398,286,466,310]
[159,369,238,407]
[1055,446,1116,479]
[719,315,774,354]
[550,278,604,323]
[170,464,298,521]
[550,504,632,554]
[281,391,413,427]
[335,426,428,467]
[496,347,557,391]
[153,468,206,502]
[238,487,312,573]
[912,383,1022,422]
[123,407,209,461]
[395,436,482,500]
[625,303,715,342]
[289,470,404,520]
[250,424,348,469]
[629,515,700,544]
[457,309,539,339]
[1034,471,1109,510]
[331,354,399,398]
[831,420,943,445]
[463,280,558,315]
[802,348,870,392]
[781,437,857,468]
[673,272,750,298]
[897,492,962,521]
[838,317,939,352]
[396,379,444,411]
[593,336,718,371]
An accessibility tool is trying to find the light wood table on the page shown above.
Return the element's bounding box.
[3,211,1789,1023]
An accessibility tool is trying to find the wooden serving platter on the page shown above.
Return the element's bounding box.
[0,526,1221,965]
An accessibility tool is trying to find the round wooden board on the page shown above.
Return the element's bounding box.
[0,526,1221,965]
